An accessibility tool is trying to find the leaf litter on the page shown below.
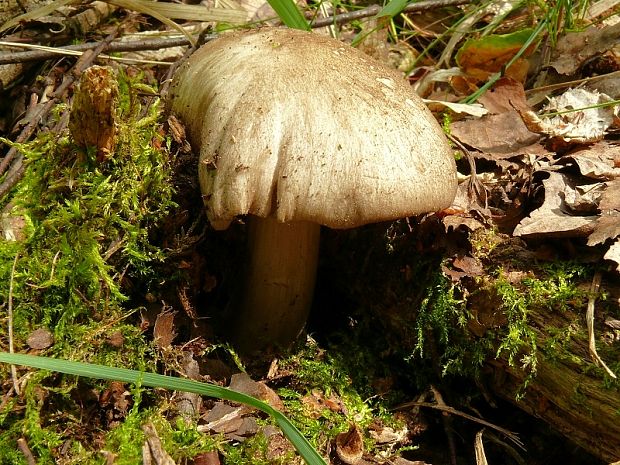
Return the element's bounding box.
[2,0,620,464]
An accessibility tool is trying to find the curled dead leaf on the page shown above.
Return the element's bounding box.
[336,424,364,465]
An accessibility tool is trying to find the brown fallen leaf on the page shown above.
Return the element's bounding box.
[336,424,364,465]
[26,328,54,350]
[563,182,605,215]
[262,426,297,462]
[392,459,430,465]
[451,112,544,158]
[99,381,131,416]
[478,77,530,114]
[588,180,620,246]
[203,403,246,434]
[0,202,26,242]
[368,423,408,445]
[228,372,284,410]
[452,255,484,277]
[153,308,176,348]
[604,239,620,272]
[554,141,620,180]
[451,79,546,160]
[142,422,176,465]
[192,451,220,465]
[301,389,345,419]
[513,172,598,238]
[549,22,620,75]
[520,88,618,148]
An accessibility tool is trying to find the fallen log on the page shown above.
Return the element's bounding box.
[323,225,620,462]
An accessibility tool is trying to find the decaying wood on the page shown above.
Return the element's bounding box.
[482,278,620,462]
[333,225,620,463]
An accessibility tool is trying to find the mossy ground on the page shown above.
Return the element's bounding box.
[0,70,414,464]
[0,69,613,464]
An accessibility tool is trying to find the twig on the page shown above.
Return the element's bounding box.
[0,33,117,199]
[587,271,616,378]
[17,438,37,465]
[395,400,525,449]
[525,70,620,97]
[0,36,210,65]
[0,0,470,65]
[8,253,20,395]
[474,430,488,465]
[447,133,488,209]
[431,386,457,465]
[310,0,470,28]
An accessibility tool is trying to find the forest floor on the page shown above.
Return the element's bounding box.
[1,1,619,464]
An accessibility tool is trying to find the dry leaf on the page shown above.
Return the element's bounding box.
[0,203,26,242]
[422,99,488,116]
[453,79,548,158]
[549,22,620,75]
[202,403,245,434]
[368,424,408,445]
[192,451,220,465]
[26,328,54,350]
[392,459,430,465]
[228,373,284,410]
[336,424,364,465]
[554,142,620,179]
[588,180,620,245]
[604,239,620,271]
[142,423,176,465]
[263,427,296,461]
[478,77,530,114]
[513,172,598,238]
[153,309,176,348]
[452,255,484,277]
[563,182,605,214]
[520,88,618,146]
[301,389,344,418]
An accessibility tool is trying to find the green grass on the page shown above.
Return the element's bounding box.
[0,353,327,465]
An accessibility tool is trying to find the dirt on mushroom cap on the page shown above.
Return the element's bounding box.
[169,28,457,230]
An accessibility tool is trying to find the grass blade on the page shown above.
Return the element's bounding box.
[267,0,310,30]
[377,0,408,18]
[0,352,327,465]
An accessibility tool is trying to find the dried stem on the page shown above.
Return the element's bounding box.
[0,0,470,65]
[587,271,616,378]
[395,400,524,449]
[17,438,37,465]
[8,253,19,395]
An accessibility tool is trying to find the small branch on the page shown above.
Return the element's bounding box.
[0,36,213,65]
[395,400,524,449]
[8,253,20,395]
[17,438,37,465]
[0,0,470,65]
[474,430,489,465]
[587,271,616,378]
[431,386,457,465]
[310,0,470,28]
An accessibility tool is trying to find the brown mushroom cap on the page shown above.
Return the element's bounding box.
[170,28,457,231]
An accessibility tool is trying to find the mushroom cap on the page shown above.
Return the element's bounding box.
[169,28,457,230]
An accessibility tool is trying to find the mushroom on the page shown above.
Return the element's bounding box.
[168,28,457,353]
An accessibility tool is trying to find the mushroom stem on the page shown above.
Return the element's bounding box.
[232,216,321,353]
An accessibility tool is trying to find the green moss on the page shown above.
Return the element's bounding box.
[0,70,176,462]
